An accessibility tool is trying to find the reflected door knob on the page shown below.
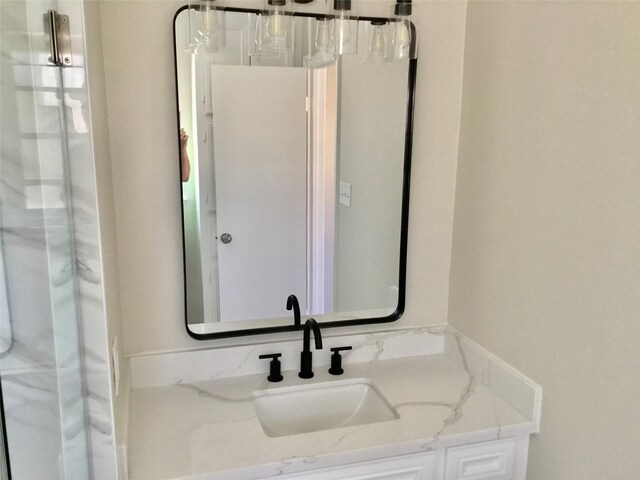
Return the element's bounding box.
[220,233,232,244]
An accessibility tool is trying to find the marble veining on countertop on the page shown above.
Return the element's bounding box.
[127,328,540,480]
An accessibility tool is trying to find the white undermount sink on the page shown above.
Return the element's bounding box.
[251,378,399,437]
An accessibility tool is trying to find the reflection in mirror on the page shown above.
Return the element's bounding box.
[175,6,416,338]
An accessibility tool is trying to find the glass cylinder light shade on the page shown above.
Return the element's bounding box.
[304,16,337,68]
[333,0,358,55]
[392,0,416,60]
[392,18,411,60]
[316,17,334,53]
[266,0,287,40]
[187,0,220,53]
[256,0,293,54]
[366,20,389,65]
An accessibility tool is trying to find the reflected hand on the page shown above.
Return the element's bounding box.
[180,128,189,149]
[180,128,191,182]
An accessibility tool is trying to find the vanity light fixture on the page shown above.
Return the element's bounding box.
[392,0,414,60]
[187,0,220,53]
[333,0,358,55]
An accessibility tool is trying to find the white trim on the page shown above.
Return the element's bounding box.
[307,64,338,315]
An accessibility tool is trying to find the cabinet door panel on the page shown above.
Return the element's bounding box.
[445,439,516,480]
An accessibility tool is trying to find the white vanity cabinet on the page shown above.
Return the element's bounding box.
[269,436,529,480]
[270,453,437,480]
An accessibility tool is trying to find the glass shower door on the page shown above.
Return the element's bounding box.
[1,0,91,478]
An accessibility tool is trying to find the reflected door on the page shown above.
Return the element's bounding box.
[211,65,308,321]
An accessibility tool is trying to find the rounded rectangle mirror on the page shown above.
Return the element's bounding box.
[174,3,418,339]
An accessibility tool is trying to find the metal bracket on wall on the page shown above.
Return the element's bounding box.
[43,10,72,67]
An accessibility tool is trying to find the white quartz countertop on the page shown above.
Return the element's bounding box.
[128,342,538,480]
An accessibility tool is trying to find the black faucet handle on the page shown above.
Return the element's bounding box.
[329,346,352,376]
[259,353,282,360]
[259,353,283,382]
[330,346,353,354]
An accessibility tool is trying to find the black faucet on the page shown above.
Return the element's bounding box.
[286,294,301,328]
[299,318,323,379]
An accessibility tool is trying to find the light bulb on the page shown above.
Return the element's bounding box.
[367,22,388,64]
[266,4,287,40]
[392,18,412,60]
[197,0,218,42]
[305,17,336,68]
[334,11,351,55]
[315,18,334,53]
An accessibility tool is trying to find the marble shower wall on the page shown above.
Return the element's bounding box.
[0,0,118,478]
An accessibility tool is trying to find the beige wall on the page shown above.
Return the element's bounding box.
[100,0,185,356]
[449,2,640,479]
[99,0,467,355]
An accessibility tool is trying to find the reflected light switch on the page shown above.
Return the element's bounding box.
[339,181,352,207]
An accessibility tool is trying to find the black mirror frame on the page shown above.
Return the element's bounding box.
[173,5,418,340]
